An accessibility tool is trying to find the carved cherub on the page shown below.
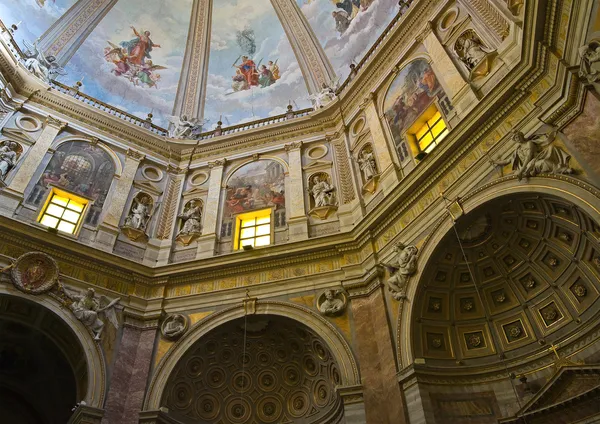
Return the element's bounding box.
[380,242,418,300]
[317,289,347,316]
[63,287,120,340]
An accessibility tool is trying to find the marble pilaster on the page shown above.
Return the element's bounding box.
[37,0,120,66]
[171,0,212,120]
[285,142,308,241]
[195,159,225,258]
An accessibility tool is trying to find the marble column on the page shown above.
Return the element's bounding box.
[269,0,336,94]
[285,142,308,241]
[101,315,158,424]
[37,0,119,66]
[144,165,187,266]
[361,96,400,194]
[338,385,368,424]
[171,0,212,121]
[351,287,408,424]
[96,149,144,252]
[196,159,225,258]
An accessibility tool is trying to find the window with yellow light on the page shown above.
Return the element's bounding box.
[407,104,449,160]
[234,209,272,250]
[38,188,88,235]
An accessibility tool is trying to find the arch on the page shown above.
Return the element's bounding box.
[223,156,289,186]
[396,175,600,368]
[144,301,360,411]
[0,285,106,408]
[52,136,123,177]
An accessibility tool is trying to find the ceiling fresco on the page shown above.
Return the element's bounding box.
[1,0,399,127]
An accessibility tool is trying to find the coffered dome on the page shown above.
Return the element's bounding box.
[413,194,600,365]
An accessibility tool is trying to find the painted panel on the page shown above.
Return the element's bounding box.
[296,0,398,79]
[203,0,310,127]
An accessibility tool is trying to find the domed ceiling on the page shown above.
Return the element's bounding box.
[1,0,399,127]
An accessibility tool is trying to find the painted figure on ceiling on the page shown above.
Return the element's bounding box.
[120,26,161,66]
[269,61,280,81]
[234,56,259,87]
[259,65,275,87]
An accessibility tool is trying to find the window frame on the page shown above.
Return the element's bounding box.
[405,103,449,160]
[233,208,274,250]
[37,187,90,236]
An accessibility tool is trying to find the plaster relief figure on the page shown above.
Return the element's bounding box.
[357,146,378,182]
[124,195,151,231]
[381,242,418,300]
[161,314,188,340]
[308,78,339,110]
[10,252,59,294]
[0,141,19,183]
[309,175,336,207]
[454,30,488,70]
[22,40,66,83]
[317,289,347,316]
[63,287,120,340]
[492,128,573,180]
[167,115,204,139]
[578,41,600,84]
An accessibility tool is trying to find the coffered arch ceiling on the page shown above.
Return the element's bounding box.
[1,0,399,127]
[162,315,344,423]
[412,194,600,366]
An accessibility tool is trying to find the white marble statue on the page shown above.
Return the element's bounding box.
[318,289,347,316]
[177,200,202,236]
[492,128,573,180]
[124,197,151,230]
[22,40,66,83]
[309,175,336,207]
[161,314,187,340]
[308,78,339,110]
[579,41,600,84]
[63,287,120,340]
[167,115,204,139]
[358,148,378,182]
[455,31,488,70]
[381,242,418,300]
[0,141,18,181]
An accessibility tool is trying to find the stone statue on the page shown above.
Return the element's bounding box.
[357,148,378,182]
[578,41,600,84]
[0,141,18,182]
[455,31,488,70]
[309,175,336,207]
[177,200,202,236]
[167,115,204,139]
[317,289,347,316]
[63,287,120,340]
[22,40,66,83]
[161,314,188,340]
[308,78,339,110]
[124,196,151,231]
[381,242,418,300]
[492,128,573,180]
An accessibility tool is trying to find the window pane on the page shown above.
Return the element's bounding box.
[256,216,270,225]
[40,215,59,228]
[241,218,256,228]
[424,142,437,153]
[46,204,65,218]
[416,124,429,141]
[57,221,76,234]
[419,133,434,150]
[427,111,442,127]
[256,224,270,236]
[431,121,447,138]
[51,195,69,207]
[240,239,255,248]
[437,128,449,142]
[67,200,84,212]
[62,209,81,224]
[240,227,255,238]
[255,236,270,247]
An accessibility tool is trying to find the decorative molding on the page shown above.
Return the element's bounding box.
[45,115,67,130]
[285,141,303,151]
[126,149,145,161]
[208,158,226,168]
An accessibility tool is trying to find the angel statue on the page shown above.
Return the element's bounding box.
[491,128,573,180]
[380,242,418,300]
[22,40,66,83]
[308,77,340,110]
[579,41,600,84]
[63,287,120,340]
[167,115,205,139]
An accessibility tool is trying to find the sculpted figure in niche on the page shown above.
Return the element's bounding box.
[63,287,120,340]
[492,128,573,180]
[381,242,418,300]
[309,175,336,207]
[124,195,151,231]
[317,289,347,316]
[0,141,19,182]
[161,314,188,340]
[579,41,600,84]
[357,146,378,182]
[177,200,202,236]
[455,30,488,70]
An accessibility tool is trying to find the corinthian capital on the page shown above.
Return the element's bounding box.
[208,159,227,168]
[285,141,303,152]
[45,116,67,130]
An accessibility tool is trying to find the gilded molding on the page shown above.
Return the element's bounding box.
[284,141,303,151]
[207,158,226,168]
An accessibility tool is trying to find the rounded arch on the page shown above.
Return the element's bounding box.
[223,156,289,186]
[144,301,360,411]
[52,136,123,177]
[0,285,107,408]
[396,175,600,368]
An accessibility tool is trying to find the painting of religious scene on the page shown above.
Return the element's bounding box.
[383,59,445,144]
[296,0,399,79]
[103,26,166,88]
[224,160,285,218]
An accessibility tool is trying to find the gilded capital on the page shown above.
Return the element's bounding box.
[167,164,187,175]
[208,159,227,168]
[285,141,303,152]
[45,116,67,130]
[127,149,146,161]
